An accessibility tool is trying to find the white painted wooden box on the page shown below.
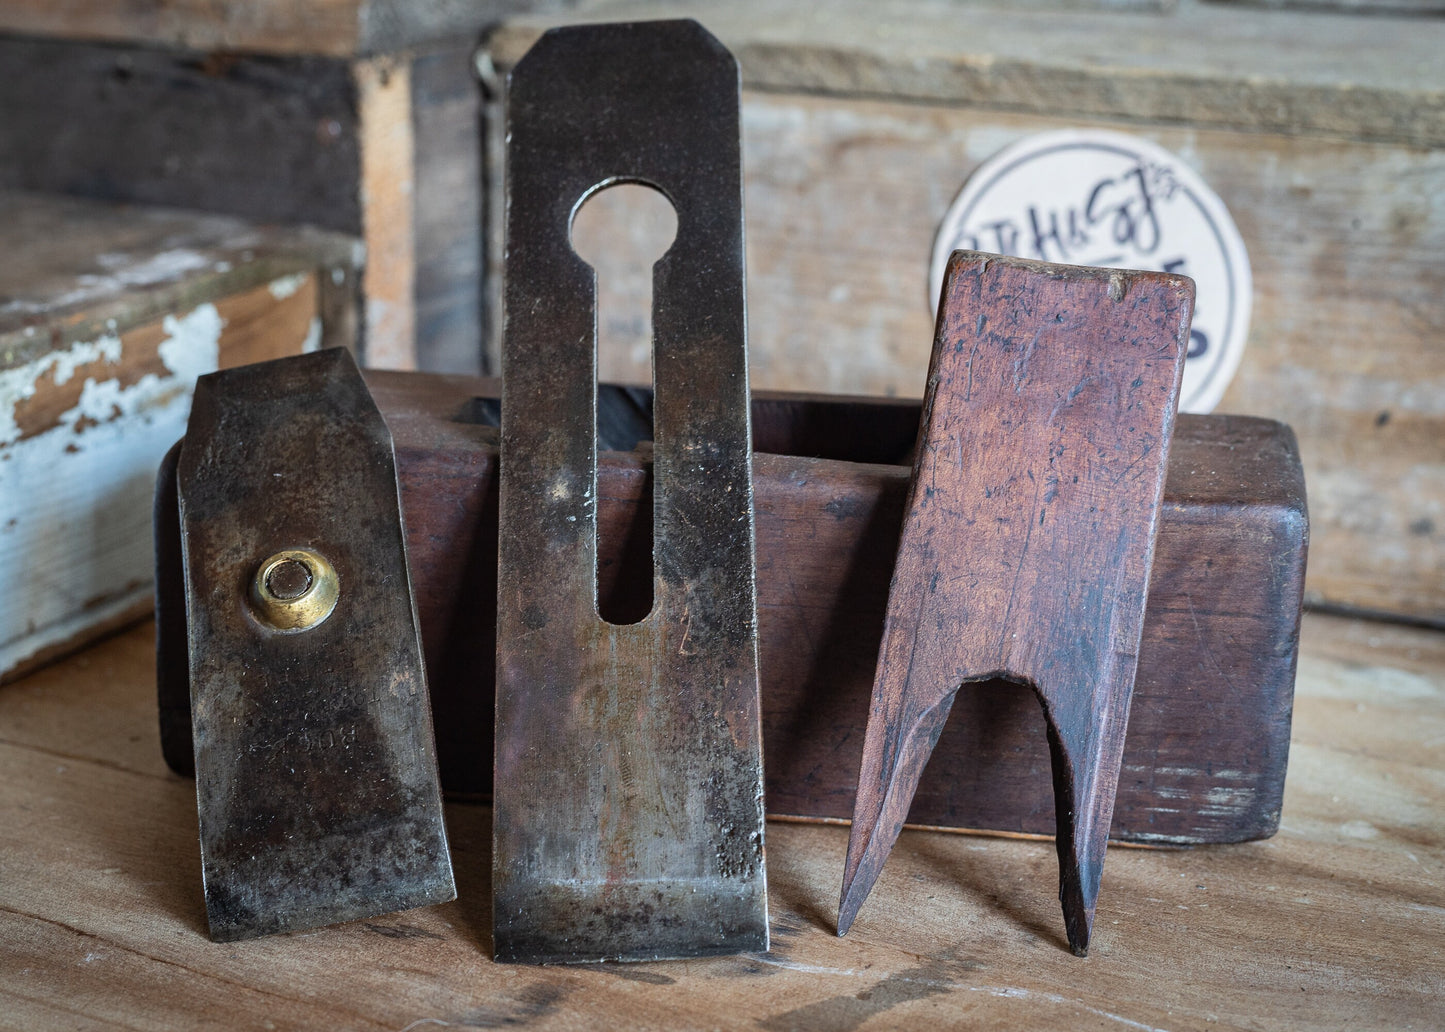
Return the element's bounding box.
[0,192,359,681]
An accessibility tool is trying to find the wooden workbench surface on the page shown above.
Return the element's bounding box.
[1,613,1441,1030]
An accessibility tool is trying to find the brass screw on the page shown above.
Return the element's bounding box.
[250,548,339,631]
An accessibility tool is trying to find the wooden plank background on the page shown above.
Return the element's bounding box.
[0,38,363,234]
[487,5,1445,625]
[487,2,1445,147]
[0,612,1440,1028]
[731,97,1442,624]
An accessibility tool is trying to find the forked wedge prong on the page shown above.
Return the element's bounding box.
[838,691,957,936]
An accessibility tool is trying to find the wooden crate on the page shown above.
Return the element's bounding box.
[483,1,1444,626]
[0,30,486,374]
[0,191,358,682]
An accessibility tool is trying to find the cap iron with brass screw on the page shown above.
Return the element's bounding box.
[249,548,339,632]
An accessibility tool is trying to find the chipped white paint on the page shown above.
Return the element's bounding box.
[0,304,225,678]
[1199,785,1257,817]
[158,306,224,385]
[95,248,213,282]
[0,248,229,317]
[0,333,122,444]
[268,272,309,301]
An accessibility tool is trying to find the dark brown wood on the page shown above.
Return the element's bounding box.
[157,367,1307,855]
[0,37,362,233]
[837,254,1191,955]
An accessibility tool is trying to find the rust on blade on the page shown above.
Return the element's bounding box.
[178,348,454,942]
[493,20,767,963]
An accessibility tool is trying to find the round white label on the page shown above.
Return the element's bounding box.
[931,130,1252,413]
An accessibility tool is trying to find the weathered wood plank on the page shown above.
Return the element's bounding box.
[0,0,367,56]
[1222,0,1445,13]
[486,0,1445,147]
[0,192,357,357]
[0,278,321,683]
[0,613,1440,1028]
[0,39,362,234]
[354,54,417,369]
[411,43,487,375]
[0,0,543,58]
[516,92,1442,624]
[0,38,467,370]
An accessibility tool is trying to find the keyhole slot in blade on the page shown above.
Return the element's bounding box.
[570,180,678,626]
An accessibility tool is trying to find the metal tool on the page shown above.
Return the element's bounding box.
[174,348,454,941]
[493,20,768,963]
[838,252,1192,955]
